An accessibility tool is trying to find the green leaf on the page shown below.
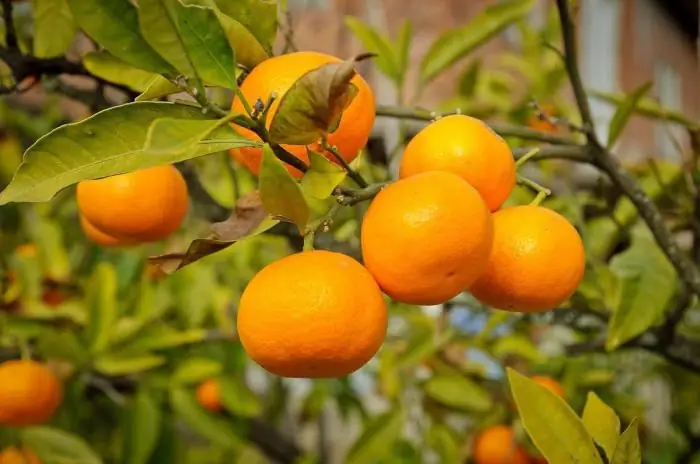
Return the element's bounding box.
[422,375,492,413]
[344,17,400,83]
[427,425,460,464]
[607,232,677,350]
[611,418,641,464]
[346,409,403,464]
[86,262,118,353]
[94,354,166,376]
[607,82,652,148]
[0,102,258,205]
[268,57,360,145]
[170,387,242,448]
[219,376,262,418]
[300,382,328,422]
[125,326,207,352]
[259,145,309,232]
[397,329,454,368]
[458,60,482,97]
[66,0,173,74]
[136,78,183,101]
[21,426,102,464]
[214,0,277,55]
[590,89,696,128]
[149,191,278,273]
[419,0,534,84]
[83,51,177,93]
[173,358,223,385]
[33,0,77,58]
[492,334,543,363]
[507,368,603,464]
[396,20,413,81]
[138,0,236,88]
[582,392,621,460]
[36,329,87,366]
[124,390,161,464]
[144,117,252,155]
[378,350,400,401]
[211,8,268,70]
[300,150,347,200]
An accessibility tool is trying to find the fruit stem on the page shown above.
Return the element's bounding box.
[321,138,369,188]
[303,230,316,251]
[530,191,549,206]
[335,183,387,206]
[517,174,551,206]
[17,337,30,360]
[515,147,541,168]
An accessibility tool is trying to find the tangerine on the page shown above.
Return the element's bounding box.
[361,171,493,305]
[473,425,530,464]
[237,250,387,378]
[532,376,565,398]
[79,214,136,247]
[399,114,516,212]
[230,51,375,176]
[196,379,222,413]
[0,360,62,426]
[0,447,41,464]
[469,205,585,312]
[76,165,188,243]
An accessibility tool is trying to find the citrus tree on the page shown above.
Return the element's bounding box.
[0,0,699,463]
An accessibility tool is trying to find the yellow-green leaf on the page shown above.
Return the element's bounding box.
[83,51,176,93]
[582,392,621,460]
[219,376,262,418]
[172,358,223,385]
[427,425,460,463]
[21,427,102,464]
[423,375,492,413]
[611,418,641,464]
[86,262,118,353]
[123,390,161,464]
[507,368,603,464]
[607,82,652,148]
[346,409,403,464]
[94,354,166,376]
[136,77,183,101]
[214,0,277,55]
[259,145,309,232]
[344,17,400,84]
[33,0,77,58]
[301,150,347,200]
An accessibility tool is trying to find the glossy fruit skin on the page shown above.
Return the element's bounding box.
[0,447,41,464]
[469,205,585,312]
[79,215,135,247]
[196,379,222,413]
[399,114,516,212]
[361,171,494,306]
[229,51,375,177]
[532,376,565,398]
[76,165,188,243]
[473,425,531,464]
[0,360,62,427]
[237,250,387,378]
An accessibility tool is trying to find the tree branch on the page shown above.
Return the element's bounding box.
[513,145,592,164]
[375,105,579,146]
[1,0,18,51]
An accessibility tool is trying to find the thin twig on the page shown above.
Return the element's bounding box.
[335,183,387,206]
[513,145,591,163]
[321,139,368,188]
[1,0,18,51]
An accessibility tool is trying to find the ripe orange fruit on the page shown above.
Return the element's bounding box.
[15,244,37,258]
[469,205,585,312]
[0,447,41,464]
[196,379,222,413]
[532,376,565,398]
[79,214,136,247]
[230,51,375,176]
[528,104,558,133]
[237,250,387,378]
[399,115,516,212]
[0,360,62,426]
[76,165,188,243]
[473,425,530,464]
[361,171,493,305]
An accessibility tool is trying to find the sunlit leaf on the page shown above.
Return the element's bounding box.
[607,231,677,350]
[86,262,118,354]
[67,0,173,74]
[396,20,413,80]
[136,77,183,101]
[611,418,641,464]
[173,358,223,385]
[33,0,77,58]
[219,376,262,418]
[83,51,177,93]
[607,82,652,148]
[300,150,347,200]
[36,329,87,366]
[492,334,543,363]
[94,354,166,376]
[419,0,533,84]
[144,117,255,155]
[423,375,492,413]
[508,368,603,464]
[259,145,309,232]
[591,90,696,128]
[378,350,400,401]
[344,17,400,83]
[123,390,161,464]
[427,425,460,463]
[582,392,621,460]
[268,57,362,145]
[21,427,102,464]
[214,0,277,54]
[346,409,403,464]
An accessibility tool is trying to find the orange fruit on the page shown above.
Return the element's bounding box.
[361,171,494,305]
[473,425,530,464]
[528,104,558,133]
[79,215,136,247]
[0,447,41,464]
[230,51,375,177]
[196,379,222,413]
[237,250,387,378]
[469,205,585,312]
[76,165,188,243]
[399,114,516,212]
[0,360,62,426]
[15,244,36,258]
[532,376,565,398]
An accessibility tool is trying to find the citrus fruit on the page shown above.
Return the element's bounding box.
[196,379,222,413]
[230,51,375,176]
[0,447,41,464]
[399,114,516,211]
[79,215,136,247]
[473,425,530,464]
[532,376,565,398]
[361,171,494,305]
[15,244,36,258]
[469,205,585,312]
[0,360,62,426]
[76,165,188,243]
[528,103,558,133]
[237,250,387,378]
